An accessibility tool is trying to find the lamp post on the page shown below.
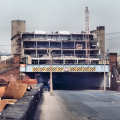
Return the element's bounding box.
[50,48,53,95]
[104,53,106,91]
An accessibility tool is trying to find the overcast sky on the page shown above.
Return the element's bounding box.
[0,0,120,53]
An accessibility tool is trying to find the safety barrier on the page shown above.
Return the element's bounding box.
[20,64,109,73]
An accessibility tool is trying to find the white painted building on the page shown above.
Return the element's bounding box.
[0,55,12,62]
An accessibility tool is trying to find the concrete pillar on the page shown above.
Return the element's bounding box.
[77,59,78,64]
[36,41,38,58]
[109,72,111,88]
[97,26,105,56]
[109,53,117,71]
[21,38,24,56]
[109,53,118,90]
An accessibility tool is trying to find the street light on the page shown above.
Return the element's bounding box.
[104,53,106,91]
[50,48,53,95]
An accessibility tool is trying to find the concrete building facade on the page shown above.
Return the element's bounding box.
[11,20,106,65]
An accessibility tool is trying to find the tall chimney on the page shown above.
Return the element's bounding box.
[11,20,26,38]
[11,20,26,55]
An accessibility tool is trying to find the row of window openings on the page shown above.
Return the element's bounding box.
[23,44,97,49]
[24,53,99,58]
[24,49,98,53]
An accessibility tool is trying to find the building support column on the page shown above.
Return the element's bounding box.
[36,41,37,58]
[77,59,78,64]
[104,54,106,91]
[109,72,111,89]
[74,40,76,57]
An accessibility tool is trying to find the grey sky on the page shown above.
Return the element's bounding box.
[0,0,120,53]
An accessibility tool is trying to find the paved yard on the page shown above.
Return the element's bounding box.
[38,90,120,120]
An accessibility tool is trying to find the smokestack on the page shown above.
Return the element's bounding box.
[11,20,26,55]
[11,20,26,38]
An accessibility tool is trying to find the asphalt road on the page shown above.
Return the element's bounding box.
[37,90,120,120]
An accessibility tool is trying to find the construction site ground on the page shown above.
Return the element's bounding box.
[1,89,120,120]
[39,90,120,120]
